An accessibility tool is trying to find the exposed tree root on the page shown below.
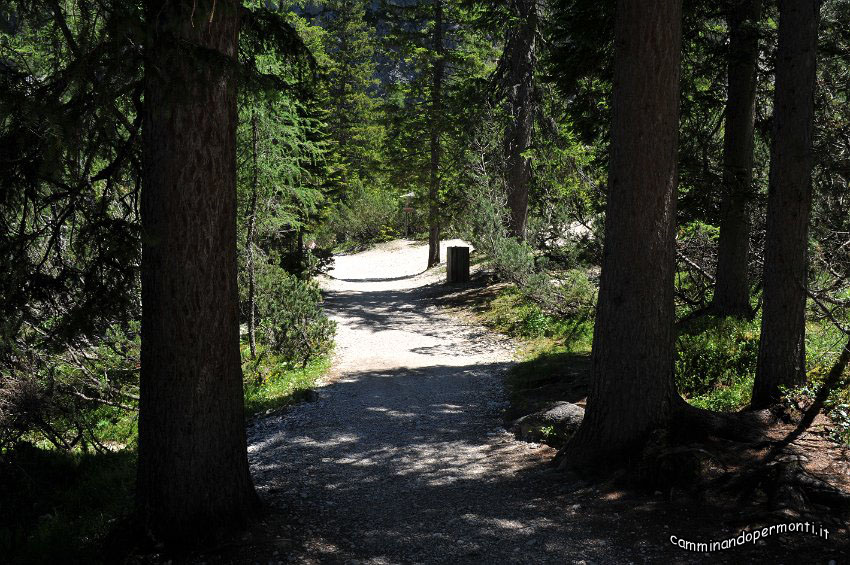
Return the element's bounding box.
[670,396,778,444]
[765,336,850,458]
[558,382,850,527]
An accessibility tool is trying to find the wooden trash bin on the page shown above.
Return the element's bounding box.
[446,246,470,283]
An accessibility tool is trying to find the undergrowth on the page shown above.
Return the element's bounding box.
[242,346,332,416]
[0,347,331,563]
[675,315,760,412]
[0,447,136,564]
[480,286,593,354]
[479,285,850,431]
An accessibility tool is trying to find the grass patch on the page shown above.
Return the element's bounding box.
[0,346,332,563]
[0,446,136,564]
[469,285,594,422]
[480,286,593,352]
[242,347,333,416]
[676,312,849,415]
[675,315,760,412]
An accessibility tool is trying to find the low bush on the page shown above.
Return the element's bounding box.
[315,185,411,250]
[254,263,336,367]
[675,315,760,411]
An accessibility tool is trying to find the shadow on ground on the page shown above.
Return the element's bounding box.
[204,361,850,564]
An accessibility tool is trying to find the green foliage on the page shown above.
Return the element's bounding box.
[676,316,760,410]
[315,184,405,249]
[254,264,336,366]
[380,0,497,222]
[462,167,597,328]
[482,287,594,353]
[243,351,332,416]
[0,446,136,564]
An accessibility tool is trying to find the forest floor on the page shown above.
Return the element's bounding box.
[198,240,849,564]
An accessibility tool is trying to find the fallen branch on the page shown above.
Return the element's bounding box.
[676,250,715,283]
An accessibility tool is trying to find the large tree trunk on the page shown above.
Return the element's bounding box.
[427,0,444,269]
[138,0,257,544]
[752,0,820,408]
[561,0,683,469]
[503,0,537,241]
[712,0,762,317]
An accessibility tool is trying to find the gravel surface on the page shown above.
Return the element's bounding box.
[238,240,850,565]
[245,240,632,564]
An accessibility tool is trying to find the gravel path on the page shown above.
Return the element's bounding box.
[246,240,631,564]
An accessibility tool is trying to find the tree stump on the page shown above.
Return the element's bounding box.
[446,246,470,283]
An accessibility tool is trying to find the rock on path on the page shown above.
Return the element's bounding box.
[246,240,628,564]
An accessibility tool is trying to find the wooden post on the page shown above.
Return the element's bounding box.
[446,246,470,283]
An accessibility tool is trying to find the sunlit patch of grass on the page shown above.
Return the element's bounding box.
[480,286,594,352]
[242,345,332,416]
[687,375,755,412]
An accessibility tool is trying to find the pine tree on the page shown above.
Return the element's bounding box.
[138,0,258,542]
[381,0,494,267]
[562,0,683,468]
[712,0,762,317]
[318,0,383,185]
[752,0,820,407]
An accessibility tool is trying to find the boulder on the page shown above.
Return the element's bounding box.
[511,402,584,447]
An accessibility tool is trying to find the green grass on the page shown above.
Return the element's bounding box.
[1,345,332,563]
[0,447,136,564]
[471,286,593,426]
[480,286,594,352]
[482,285,850,423]
[687,375,755,412]
[242,348,332,416]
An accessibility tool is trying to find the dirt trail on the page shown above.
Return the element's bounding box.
[243,240,842,564]
[245,240,637,563]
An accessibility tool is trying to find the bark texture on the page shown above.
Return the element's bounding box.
[139,0,257,543]
[752,0,820,408]
[427,0,444,269]
[503,0,537,241]
[561,0,683,469]
[712,0,762,317]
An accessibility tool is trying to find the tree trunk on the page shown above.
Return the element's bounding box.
[752,0,820,408]
[503,0,537,241]
[247,111,259,360]
[712,0,762,317]
[561,0,683,469]
[139,0,257,544]
[427,0,444,269]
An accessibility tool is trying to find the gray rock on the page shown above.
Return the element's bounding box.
[511,401,584,446]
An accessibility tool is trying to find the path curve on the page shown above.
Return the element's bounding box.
[247,240,629,563]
